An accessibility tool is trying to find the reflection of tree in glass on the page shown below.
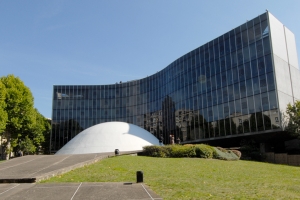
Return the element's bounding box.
[52,119,83,151]
[187,115,208,140]
[154,124,162,138]
[249,112,271,132]
[243,119,250,133]
[162,95,176,143]
[215,118,236,136]
[186,114,241,139]
[237,123,243,134]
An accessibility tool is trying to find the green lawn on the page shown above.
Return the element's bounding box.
[43,155,300,199]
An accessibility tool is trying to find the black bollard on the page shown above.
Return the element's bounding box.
[136,171,143,183]
[115,149,119,156]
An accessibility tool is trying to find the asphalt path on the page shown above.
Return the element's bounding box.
[0,182,162,200]
[0,153,113,183]
[0,153,162,199]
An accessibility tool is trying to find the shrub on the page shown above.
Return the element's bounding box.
[213,147,239,161]
[143,146,169,157]
[142,144,240,161]
[183,144,194,146]
[195,144,215,158]
[169,145,196,158]
[231,149,242,159]
[216,147,227,153]
[143,145,196,158]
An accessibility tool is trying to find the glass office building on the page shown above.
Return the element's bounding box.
[51,12,300,152]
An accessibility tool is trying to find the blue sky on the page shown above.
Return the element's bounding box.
[1,1,300,118]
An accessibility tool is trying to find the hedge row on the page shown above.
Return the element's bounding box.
[142,144,241,161]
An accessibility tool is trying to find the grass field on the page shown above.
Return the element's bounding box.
[43,155,300,199]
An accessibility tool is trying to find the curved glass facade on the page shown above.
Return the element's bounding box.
[51,12,299,152]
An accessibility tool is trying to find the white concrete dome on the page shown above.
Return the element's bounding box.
[55,121,159,155]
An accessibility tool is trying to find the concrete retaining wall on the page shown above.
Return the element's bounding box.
[265,152,300,166]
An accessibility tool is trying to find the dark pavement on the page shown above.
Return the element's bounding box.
[0,182,162,200]
[0,153,114,183]
[0,153,162,199]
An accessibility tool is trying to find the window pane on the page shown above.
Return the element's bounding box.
[240,81,246,98]
[265,54,273,73]
[237,49,243,65]
[259,74,267,93]
[251,59,258,77]
[261,20,269,38]
[261,92,269,111]
[263,110,272,130]
[216,73,222,88]
[256,112,264,131]
[220,56,226,71]
[269,90,277,109]
[248,27,255,44]
[217,88,222,104]
[235,99,241,115]
[219,41,225,56]
[236,33,242,49]
[253,77,260,94]
[256,40,263,58]
[263,37,271,55]
[245,62,251,79]
[242,30,248,47]
[226,54,232,69]
[246,79,253,96]
[254,23,262,40]
[227,70,233,85]
[223,87,228,103]
[215,59,221,74]
[229,101,235,116]
[243,47,250,63]
[228,85,234,101]
[241,97,248,115]
[230,36,236,52]
[222,73,227,87]
[234,83,240,100]
[232,67,238,83]
[238,64,245,81]
[250,113,257,132]
[225,39,230,54]
[214,44,219,58]
[258,57,265,75]
[248,95,255,113]
[254,94,261,112]
[250,43,256,60]
[243,115,250,133]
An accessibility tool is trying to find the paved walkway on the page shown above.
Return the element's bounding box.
[0,153,114,183]
[0,153,162,199]
[0,182,162,200]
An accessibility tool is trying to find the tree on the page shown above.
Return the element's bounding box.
[1,75,36,160]
[0,81,7,160]
[285,101,300,139]
[0,81,7,133]
[18,109,50,154]
[19,135,36,155]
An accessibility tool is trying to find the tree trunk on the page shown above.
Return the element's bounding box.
[5,132,11,160]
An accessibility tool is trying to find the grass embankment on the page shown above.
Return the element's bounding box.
[43,156,300,199]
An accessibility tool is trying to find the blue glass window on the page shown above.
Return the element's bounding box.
[246,79,253,96]
[267,72,275,91]
[258,57,265,75]
[244,62,251,80]
[252,77,260,94]
[251,60,258,77]
[241,30,248,47]
[249,43,256,60]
